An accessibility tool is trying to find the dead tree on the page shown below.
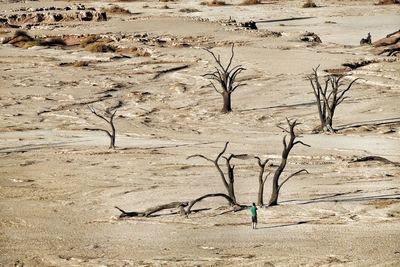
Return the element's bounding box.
[254,157,271,207]
[203,44,246,113]
[86,105,117,149]
[308,66,359,133]
[187,142,246,205]
[268,119,310,206]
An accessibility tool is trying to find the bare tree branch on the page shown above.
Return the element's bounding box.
[293,141,311,147]
[186,193,235,216]
[225,43,235,72]
[278,169,309,191]
[186,154,215,164]
[83,127,112,138]
[262,172,271,186]
[277,124,290,133]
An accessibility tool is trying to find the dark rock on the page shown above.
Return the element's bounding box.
[300,32,322,43]
[241,20,257,30]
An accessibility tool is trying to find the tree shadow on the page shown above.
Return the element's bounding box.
[239,101,315,113]
[301,194,400,205]
[119,141,217,151]
[336,117,400,131]
[257,220,311,229]
[282,192,400,205]
[280,190,361,204]
[0,141,86,154]
[256,16,316,24]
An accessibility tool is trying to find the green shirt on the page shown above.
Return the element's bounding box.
[250,206,257,217]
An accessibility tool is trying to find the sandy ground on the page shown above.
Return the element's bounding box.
[1,0,400,266]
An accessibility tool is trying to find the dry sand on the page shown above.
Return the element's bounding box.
[0,0,400,266]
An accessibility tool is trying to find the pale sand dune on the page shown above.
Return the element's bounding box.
[0,0,399,266]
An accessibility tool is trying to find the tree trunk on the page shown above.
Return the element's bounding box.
[227,183,236,204]
[221,92,232,113]
[226,162,236,204]
[257,180,264,206]
[255,157,269,207]
[110,126,116,149]
[324,115,334,132]
[268,176,279,206]
[315,100,326,130]
[268,159,287,206]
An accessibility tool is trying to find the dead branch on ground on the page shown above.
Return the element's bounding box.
[349,156,400,167]
[152,64,189,80]
[115,201,189,218]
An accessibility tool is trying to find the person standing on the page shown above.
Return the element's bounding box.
[250,203,258,229]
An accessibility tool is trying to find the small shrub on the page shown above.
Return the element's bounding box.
[101,5,131,14]
[240,0,261,5]
[160,4,170,9]
[302,0,317,8]
[85,43,116,53]
[13,30,33,40]
[200,0,226,6]
[40,37,66,46]
[375,0,400,4]
[8,31,38,48]
[73,61,90,67]
[80,35,100,48]
[19,40,41,48]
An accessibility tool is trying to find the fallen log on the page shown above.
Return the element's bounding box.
[349,156,400,167]
[373,30,400,47]
[115,201,188,218]
[378,46,400,56]
[152,65,189,80]
[115,206,144,217]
